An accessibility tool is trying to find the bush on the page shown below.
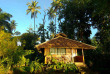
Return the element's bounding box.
[13,59,44,74]
[46,58,78,73]
[29,59,44,73]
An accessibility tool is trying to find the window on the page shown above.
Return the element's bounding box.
[58,48,66,55]
[50,48,66,55]
[50,48,55,54]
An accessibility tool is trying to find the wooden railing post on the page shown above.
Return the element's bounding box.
[45,56,47,64]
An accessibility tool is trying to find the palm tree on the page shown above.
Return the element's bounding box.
[47,7,56,34]
[26,1,41,45]
[48,0,63,34]
[10,20,17,32]
[51,0,63,12]
[0,8,12,33]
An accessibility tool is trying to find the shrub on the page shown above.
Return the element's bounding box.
[46,58,78,73]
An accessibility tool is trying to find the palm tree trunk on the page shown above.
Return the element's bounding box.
[55,15,56,34]
[34,12,35,45]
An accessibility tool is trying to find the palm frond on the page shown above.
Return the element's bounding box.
[26,2,31,6]
[26,9,31,15]
[36,10,41,14]
[26,1,41,19]
[35,6,41,9]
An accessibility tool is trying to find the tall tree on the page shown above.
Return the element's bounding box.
[92,0,110,15]
[47,21,56,39]
[14,31,21,36]
[0,8,12,33]
[38,11,47,43]
[10,20,17,33]
[20,27,39,50]
[92,13,110,54]
[50,0,64,33]
[38,24,46,43]
[58,0,93,43]
[47,8,56,34]
[26,1,41,45]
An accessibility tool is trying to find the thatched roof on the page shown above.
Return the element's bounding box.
[54,33,67,38]
[35,34,96,50]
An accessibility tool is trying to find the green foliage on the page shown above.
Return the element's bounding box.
[26,1,41,18]
[20,32,39,50]
[38,11,47,43]
[46,58,78,73]
[13,58,78,73]
[0,8,17,33]
[92,0,110,15]
[14,31,21,35]
[47,21,56,34]
[26,1,41,45]
[0,27,34,73]
[30,59,44,73]
[13,59,44,74]
[85,50,110,73]
[53,0,93,43]
[38,23,46,43]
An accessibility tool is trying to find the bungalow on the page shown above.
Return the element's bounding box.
[35,33,96,64]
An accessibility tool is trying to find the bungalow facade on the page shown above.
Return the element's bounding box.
[35,33,96,64]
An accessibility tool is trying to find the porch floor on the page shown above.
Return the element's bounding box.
[74,62,87,67]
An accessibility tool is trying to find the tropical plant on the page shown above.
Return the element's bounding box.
[14,31,21,35]
[10,20,17,33]
[26,1,41,45]
[38,24,46,43]
[0,8,12,33]
[20,32,39,50]
[0,26,34,73]
[48,0,64,33]
[47,58,78,73]
[47,7,56,34]
[38,11,47,43]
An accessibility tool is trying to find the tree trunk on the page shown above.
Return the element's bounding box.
[34,12,35,45]
[55,15,56,34]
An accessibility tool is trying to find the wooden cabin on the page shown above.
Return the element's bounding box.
[35,33,96,64]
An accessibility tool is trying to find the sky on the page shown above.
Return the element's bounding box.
[0,0,97,38]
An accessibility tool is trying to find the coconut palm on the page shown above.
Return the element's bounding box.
[26,1,41,45]
[0,8,12,33]
[51,0,63,12]
[10,20,17,32]
[48,0,63,34]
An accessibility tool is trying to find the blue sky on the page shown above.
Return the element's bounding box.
[0,0,97,38]
[0,0,52,33]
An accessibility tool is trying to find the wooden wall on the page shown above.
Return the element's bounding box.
[44,48,79,64]
[44,48,50,56]
[72,48,77,56]
[66,48,71,55]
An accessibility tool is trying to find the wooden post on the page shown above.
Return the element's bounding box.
[72,49,74,63]
[76,49,77,56]
[45,56,47,64]
[82,48,85,63]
